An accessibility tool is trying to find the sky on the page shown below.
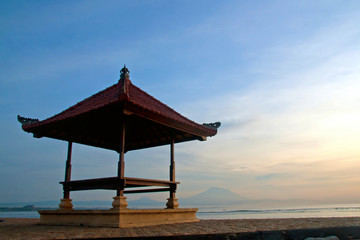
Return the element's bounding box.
[1,0,360,205]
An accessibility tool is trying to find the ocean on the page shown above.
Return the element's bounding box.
[1,204,360,219]
[197,204,360,219]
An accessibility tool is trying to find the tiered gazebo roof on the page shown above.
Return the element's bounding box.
[19,66,218,152]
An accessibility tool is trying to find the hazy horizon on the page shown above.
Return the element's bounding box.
[1,186,358,208]
[1,1,360,205]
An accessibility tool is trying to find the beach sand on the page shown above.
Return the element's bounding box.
[1,217,360,239]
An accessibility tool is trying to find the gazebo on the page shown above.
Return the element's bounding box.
[18,66,219,227]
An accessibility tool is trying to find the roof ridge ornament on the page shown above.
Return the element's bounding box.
[203,122,221,129]
[120,65,130,80]
[17,115,39,126]
[118,65,131,98]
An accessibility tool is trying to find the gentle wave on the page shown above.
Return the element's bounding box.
[199,207,360,214]
[196,204,360,219]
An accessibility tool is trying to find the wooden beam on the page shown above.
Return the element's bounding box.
[61,177,125,191]
[125,178,178,188]
[60,177,178,191]
[124,188,171,194]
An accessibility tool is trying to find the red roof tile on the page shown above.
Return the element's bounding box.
[22,74,217,140]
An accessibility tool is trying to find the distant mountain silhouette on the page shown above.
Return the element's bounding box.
[180,187,249,206]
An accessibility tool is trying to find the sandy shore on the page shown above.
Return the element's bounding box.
[1,217,360,239]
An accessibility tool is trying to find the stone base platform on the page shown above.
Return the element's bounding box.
[38,208,198,228]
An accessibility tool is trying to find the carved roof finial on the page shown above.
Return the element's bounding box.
[17,115,39,126]
[120,65,130,80]
[203,122,221,130]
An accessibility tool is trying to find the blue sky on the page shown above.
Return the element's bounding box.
[1,0,360,205]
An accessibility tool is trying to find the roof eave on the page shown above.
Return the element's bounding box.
[123,101,217,138]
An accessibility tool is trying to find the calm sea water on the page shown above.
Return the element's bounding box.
[1,204,360,219]
[0,211,40,218]
[197,204,360,219]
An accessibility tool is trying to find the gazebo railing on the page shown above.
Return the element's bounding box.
[60,176,178,194]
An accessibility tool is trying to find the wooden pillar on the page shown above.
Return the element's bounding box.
[166,138,179,208]
[63,141,72,199]
[112,120,128,209]
[59,141,73,209]
[169,138,175,199]
[117,120,126,197]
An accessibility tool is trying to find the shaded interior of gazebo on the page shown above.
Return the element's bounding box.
[18,66,219,210]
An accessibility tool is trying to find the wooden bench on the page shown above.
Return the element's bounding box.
[60,177,179,194]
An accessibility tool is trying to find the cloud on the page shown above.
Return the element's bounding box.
[170,15,360,200]
[256,173,289,181]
